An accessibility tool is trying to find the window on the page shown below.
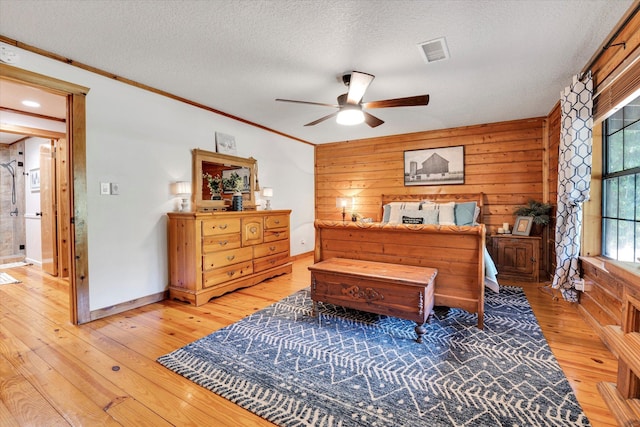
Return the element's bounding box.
[602,95,640,263]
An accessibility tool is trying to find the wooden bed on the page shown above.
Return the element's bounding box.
[314,193,487,328]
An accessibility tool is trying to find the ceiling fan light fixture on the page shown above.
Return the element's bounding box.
[336,107,364,126]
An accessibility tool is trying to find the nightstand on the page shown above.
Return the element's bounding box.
[488,234,541,282]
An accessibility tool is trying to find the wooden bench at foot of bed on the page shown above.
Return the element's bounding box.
[314,220,486,328]
[309,257,437,343]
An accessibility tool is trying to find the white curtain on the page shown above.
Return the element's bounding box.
[552,72,593,302]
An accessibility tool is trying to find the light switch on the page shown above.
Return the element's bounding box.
[111,183,119,195]
[100,182,111,195]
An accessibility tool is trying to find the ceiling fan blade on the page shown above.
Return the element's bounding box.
[363,111,384,128]
[276,98,338,108]
[363,94,429,109]
[304,111,339,126]
[346,71,374,105]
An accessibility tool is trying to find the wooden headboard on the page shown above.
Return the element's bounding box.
[381,193,484,222]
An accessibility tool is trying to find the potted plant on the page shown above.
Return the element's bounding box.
[514,200,552,235]
[203,173,222,200]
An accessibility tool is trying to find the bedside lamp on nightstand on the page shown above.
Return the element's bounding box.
[336,197,351,223]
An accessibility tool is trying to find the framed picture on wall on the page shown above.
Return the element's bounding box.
[30,168,40,192]
[512,216,533,236]
[404,145,464,186]
[215,132,237,155]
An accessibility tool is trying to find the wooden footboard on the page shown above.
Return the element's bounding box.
[314,220,486,328]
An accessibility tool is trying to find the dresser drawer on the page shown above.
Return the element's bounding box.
[265,214,289,229]
[203,233,241,253]
[203,261,254,288]
[254,252,290,273]
[203,247,253,270]
[254,240,289,258]
[264,228,289,243]
[202,218,241,236]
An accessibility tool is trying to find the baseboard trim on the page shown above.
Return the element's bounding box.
[90,290,169,321]
[24,257,42,267]
[291,251,313,261]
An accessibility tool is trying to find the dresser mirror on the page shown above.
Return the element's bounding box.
[192,148,257,211]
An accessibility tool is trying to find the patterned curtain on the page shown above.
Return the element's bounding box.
[552,72,593,301]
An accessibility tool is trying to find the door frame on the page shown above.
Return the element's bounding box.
[0,63,90,324]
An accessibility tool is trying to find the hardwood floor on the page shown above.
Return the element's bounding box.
[1,255,618,426]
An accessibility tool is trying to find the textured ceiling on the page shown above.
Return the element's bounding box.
[0,0,635,144]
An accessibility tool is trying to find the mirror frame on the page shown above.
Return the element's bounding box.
[192,148,257,211]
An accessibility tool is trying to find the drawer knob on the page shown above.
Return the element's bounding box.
[269,246,276,252]
[219,240,228,246]
[250,226,258,233]
[227,271,235,277]
[274,232,281,237]
[220,224,228,230]
[227,255,235,261]
[274,220,280,224]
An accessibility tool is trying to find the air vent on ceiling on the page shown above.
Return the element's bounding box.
[418,37,450,63]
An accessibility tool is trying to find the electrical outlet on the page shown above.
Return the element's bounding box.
[111,183,119,195]
[301,239,306,245]
[100,182,111,195]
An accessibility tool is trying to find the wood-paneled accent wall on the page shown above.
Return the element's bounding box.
[315,117,546,235]
[574,3,640,331]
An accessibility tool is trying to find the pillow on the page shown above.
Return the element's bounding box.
[384,202,422,223]
[399,209,438,225]
[455,202,478,226]
[422,209,439,224]
[382,204,391,223]
[437,202,456,225]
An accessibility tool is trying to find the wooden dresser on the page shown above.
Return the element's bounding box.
[167,210,292,305]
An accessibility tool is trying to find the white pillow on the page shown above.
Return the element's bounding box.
[386,202,422,223]
[437,202,456,225]
[420,201,438,210]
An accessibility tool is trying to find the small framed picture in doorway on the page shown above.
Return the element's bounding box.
[30,168,40,192]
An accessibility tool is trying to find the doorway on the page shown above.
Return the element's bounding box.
[0,63,90,324]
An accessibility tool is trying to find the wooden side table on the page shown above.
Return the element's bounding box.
[488,234,541,282]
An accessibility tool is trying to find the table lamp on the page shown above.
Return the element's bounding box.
[262,187,273,210]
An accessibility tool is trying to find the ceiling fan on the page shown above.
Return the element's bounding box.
[276,71,429,128]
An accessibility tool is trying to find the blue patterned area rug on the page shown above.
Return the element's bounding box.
[157,286,589,426]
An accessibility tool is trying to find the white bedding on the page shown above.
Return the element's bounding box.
[484,246,500,293]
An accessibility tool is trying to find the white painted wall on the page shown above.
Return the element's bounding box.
[4,43,315,312]
[24,137,48,266]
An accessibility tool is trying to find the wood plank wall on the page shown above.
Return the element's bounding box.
[574,4,640,331]
[315,117,546,235]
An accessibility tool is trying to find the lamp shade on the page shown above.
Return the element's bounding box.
[171,181,191,196]
[262,187,273,198]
